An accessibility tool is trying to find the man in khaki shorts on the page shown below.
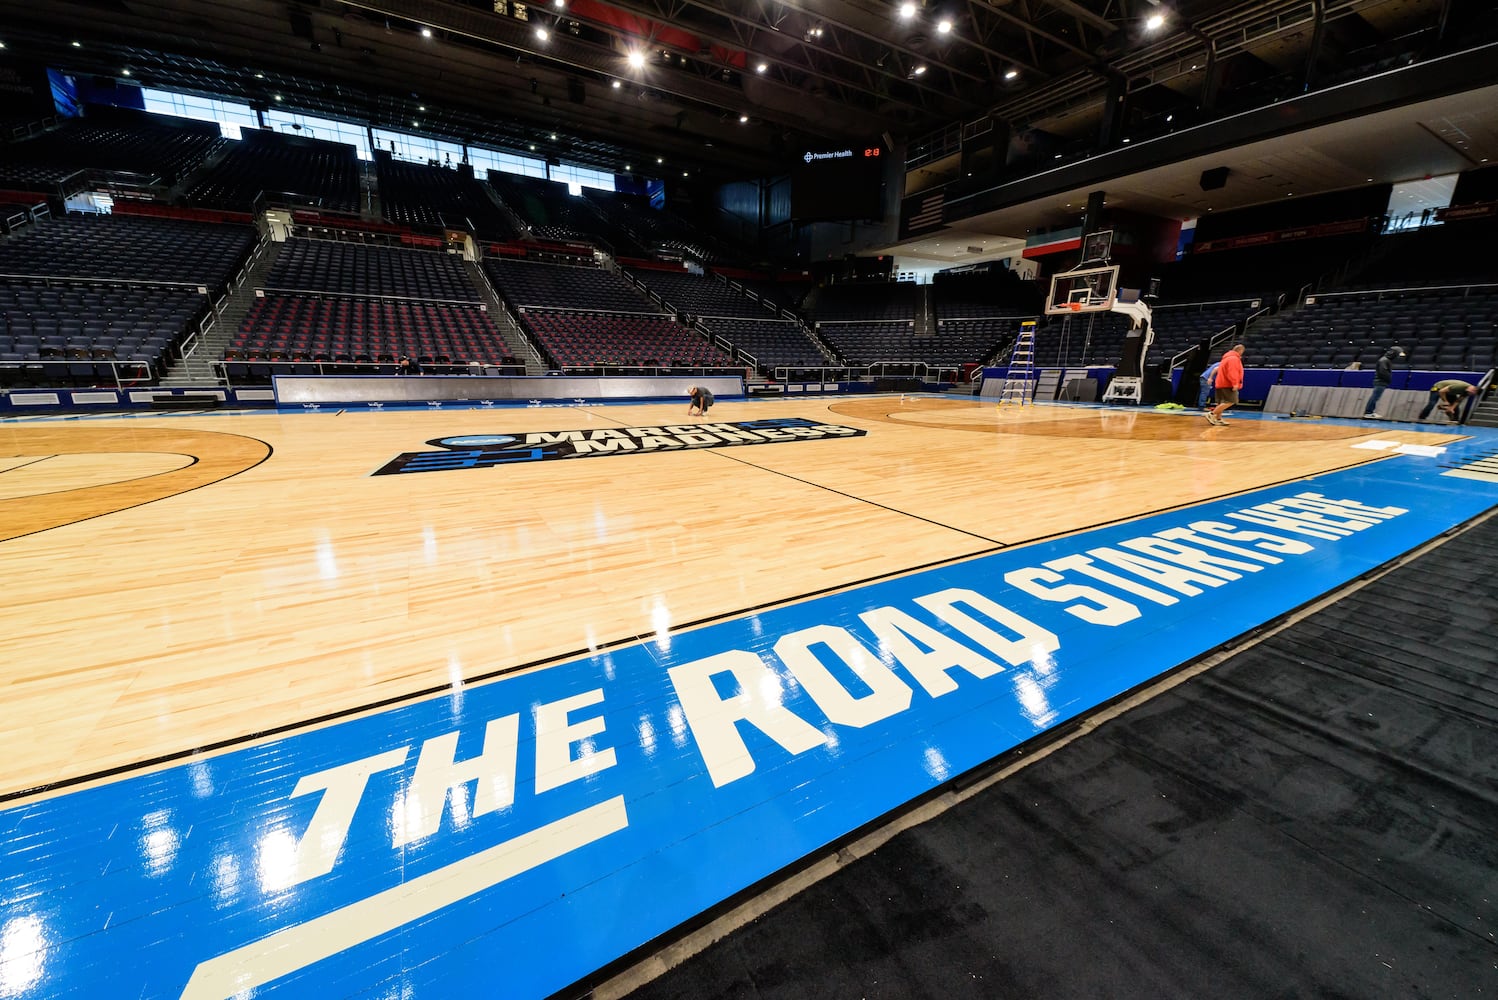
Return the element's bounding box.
[1206,344,1245,426]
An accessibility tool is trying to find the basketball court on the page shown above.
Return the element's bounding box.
[2,395,1495,998]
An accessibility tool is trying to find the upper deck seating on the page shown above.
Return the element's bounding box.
[266,240,479,301]
[376,158,517,240]
[183,131,360,213]
[0,213,255,290]
[0,113,225,188]
[484,258,660,313]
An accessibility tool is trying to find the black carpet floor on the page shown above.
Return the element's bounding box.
[618,515,1498,1000]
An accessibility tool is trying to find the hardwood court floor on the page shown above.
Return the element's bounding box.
[0,397,1454,800]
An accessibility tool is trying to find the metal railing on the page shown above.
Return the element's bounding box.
[2,358,154,390]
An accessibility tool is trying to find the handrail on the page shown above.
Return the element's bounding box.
[1307,281,1498,300]
[2,357,154,389]
[258,286,484,306]
[0,272,206,290]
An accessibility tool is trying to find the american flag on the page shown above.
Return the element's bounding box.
[905,191,944,232]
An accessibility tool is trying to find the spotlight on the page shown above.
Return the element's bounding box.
[412,120,419,126]
[1145,12,1165,30]
[121,68,131,76]
[656,156,663,163]
[421,26,433,38]
[72,40,82,48]
[627,50,645,69]
[611,79,621,89]
[756,62,767,73]
[274,94,283,101]
[1004,68,1018,80]
[529,144,536,150]
[419,105,426,111]
[1165,113,1173,122]
[535,27,548,40]
[550,132,557,139]
[913,64,927,75]
[255,72,265,79]
[738,114,749,123]
[937,19,952,33]
[554,0,566,6]
[682,171,688,177]
[624,164,631,171]
[898,3,916,18]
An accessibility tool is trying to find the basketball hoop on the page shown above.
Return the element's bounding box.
[1068,301,1083,312]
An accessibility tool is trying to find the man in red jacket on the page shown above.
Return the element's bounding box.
[1206,344,1246,426]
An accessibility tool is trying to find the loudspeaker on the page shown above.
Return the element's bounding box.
[1199,166,1230,191]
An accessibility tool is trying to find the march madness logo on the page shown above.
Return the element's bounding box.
[372,417,865,475]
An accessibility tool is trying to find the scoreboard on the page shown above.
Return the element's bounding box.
[791,143,887,222]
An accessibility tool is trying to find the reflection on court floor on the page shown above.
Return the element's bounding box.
[1,400,1493,998]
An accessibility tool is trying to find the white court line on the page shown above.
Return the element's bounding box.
[179,796,629,999]
[1350,439,1401,450]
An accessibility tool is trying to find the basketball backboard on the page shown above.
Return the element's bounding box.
[1044,264,1120,315]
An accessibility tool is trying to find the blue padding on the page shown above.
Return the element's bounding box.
[1340,371,1375,388]
[1240,368,1281,401]
[1404,370,1483,391]
[1281,368,1342,387]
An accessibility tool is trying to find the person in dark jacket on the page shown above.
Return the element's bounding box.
[1363,344,1404,418]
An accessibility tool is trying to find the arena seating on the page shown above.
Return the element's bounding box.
[627,269,773,319]
[0,280,207,384]
[932,317,1031,366]
[1147,300,1262,363]
[808,282,920,322]
[591,191,737,262]
[697,318,827,371]
[0,213,256,289]
[1244,286,1498,369]
[487,174,645,253]
[376,157,517,240]
[484,258,657,312]
[735,278,811,313]
[521,309,736,369]
[227,295,511,367]
[932,269,1044,319]
[267,239,480,301]
[183,131,360,213]
[0,112,225,189]
[1030,311,1135,368]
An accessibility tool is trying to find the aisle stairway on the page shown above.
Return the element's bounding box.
[159,237,283,385]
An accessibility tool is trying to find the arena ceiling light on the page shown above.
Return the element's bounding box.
[627,50,646,69]
[936,19,952,34]
[912,64,927,75]
[1004,68,1019,80]
[71,40,82,48]
[611,80,621,88]
[738,114,749,123]
[897,3,916,19]
[1145,12,1167,30]
[535,27,549,41]
[755,62,768,73]
[420,26,433,38]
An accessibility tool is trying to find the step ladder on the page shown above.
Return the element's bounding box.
[998,320,1038,407]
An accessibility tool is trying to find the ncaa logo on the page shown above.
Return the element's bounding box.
[433,434,519,449]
